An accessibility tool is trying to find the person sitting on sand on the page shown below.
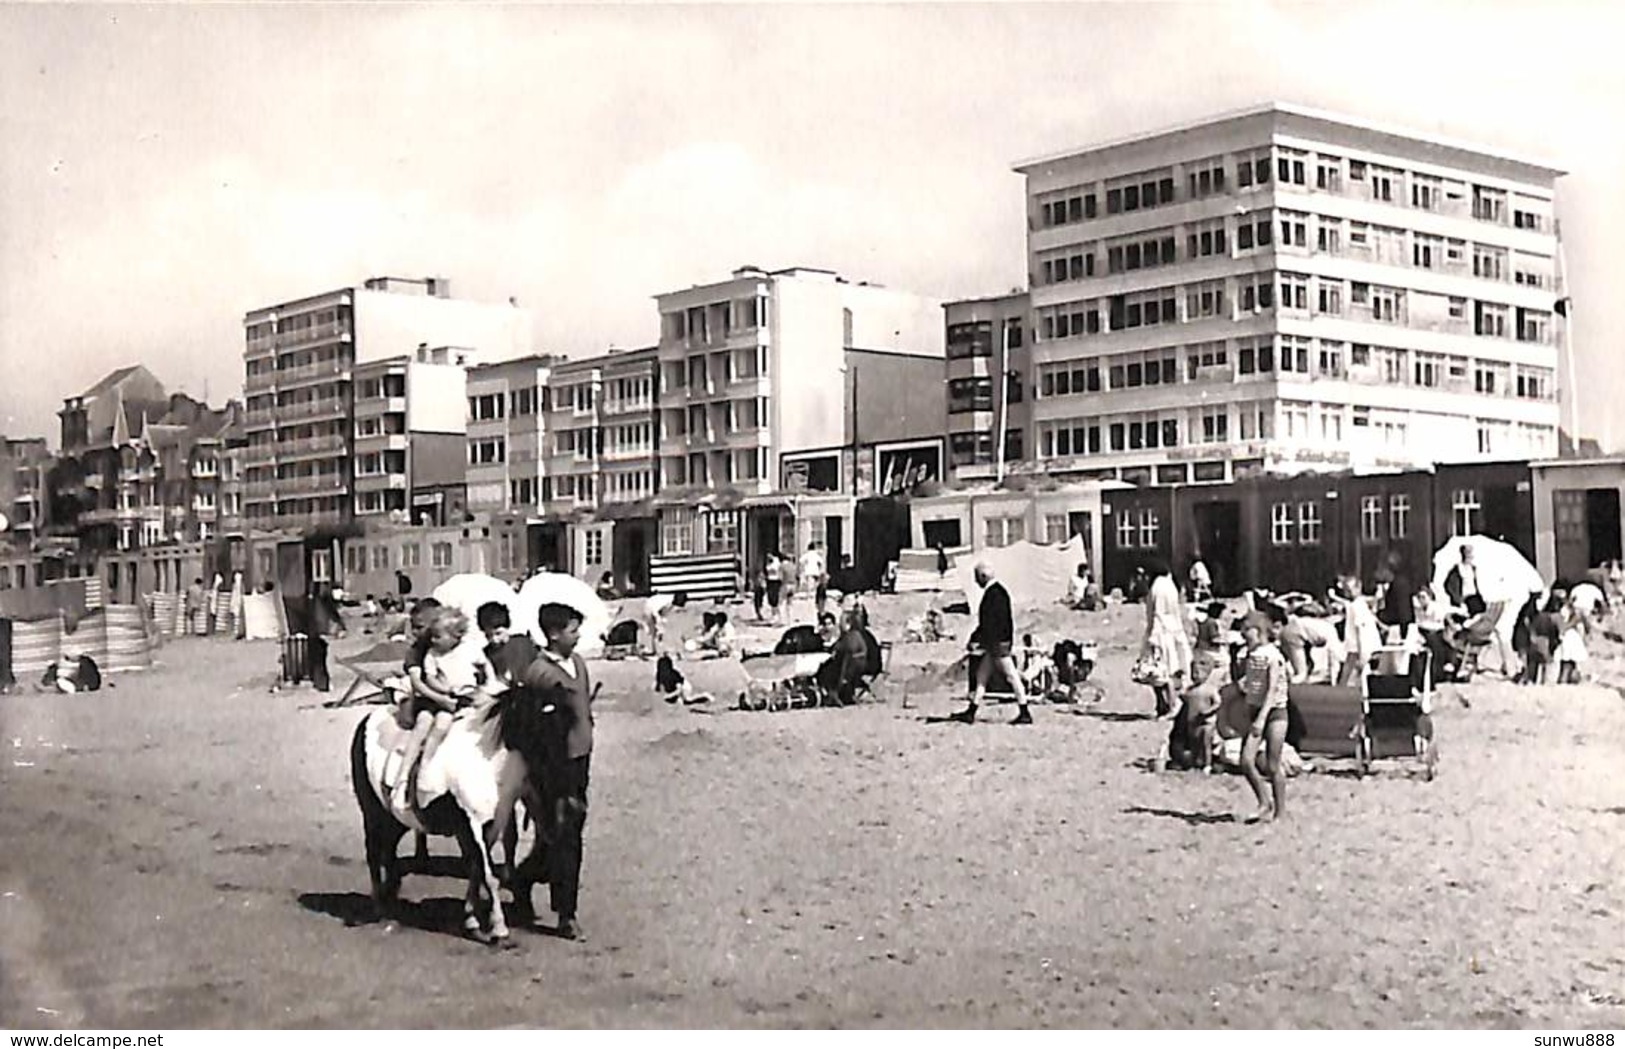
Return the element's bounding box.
[686,610,736,658]
[655,654,712,706]
[391,608,494,809]
[1238,609,1290,823]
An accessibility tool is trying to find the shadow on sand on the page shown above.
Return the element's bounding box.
[1122,805,1237,826]
[297,891,571,940]
[1076,709,1159,723]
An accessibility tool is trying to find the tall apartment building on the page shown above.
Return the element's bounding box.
[652,266,944,570]
[241,276,531,535]
[465,354,559,513]
[1010,103,1564,487]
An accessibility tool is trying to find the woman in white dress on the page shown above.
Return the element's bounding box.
[1141,558,1194,718]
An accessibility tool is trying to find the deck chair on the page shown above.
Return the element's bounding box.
[1356,645,1438,779]
[850,630,891,702]
[328,640,411,708]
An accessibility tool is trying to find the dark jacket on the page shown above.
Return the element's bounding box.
[976,581,1015,648]
[1443,566,1487,616]
[518,650,595,761]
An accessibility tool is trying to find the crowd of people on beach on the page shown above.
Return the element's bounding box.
[1112,542,1620,822]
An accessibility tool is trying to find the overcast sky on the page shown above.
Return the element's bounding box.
[3,2,1621,448]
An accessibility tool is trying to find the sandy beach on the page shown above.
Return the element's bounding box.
[3,593,1624,1029]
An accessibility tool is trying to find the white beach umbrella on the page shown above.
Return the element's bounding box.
[1430,535,1545,606]
[514,572,612,656]
[431,573,522,645]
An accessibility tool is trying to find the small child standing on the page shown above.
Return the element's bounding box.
[1239,609,1290,823]
[1170,650,1223,771]
[1557,592,1590,684]
[1195,602,1228,657]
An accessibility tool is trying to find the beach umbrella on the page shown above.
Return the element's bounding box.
[1430,535,1545,606]
[514,572,612,656]
[431,573,522,646]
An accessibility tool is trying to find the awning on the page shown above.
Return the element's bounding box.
[593,499,655,523]
[738,493,799,511]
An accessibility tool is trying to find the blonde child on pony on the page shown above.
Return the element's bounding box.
[391,607,496,808]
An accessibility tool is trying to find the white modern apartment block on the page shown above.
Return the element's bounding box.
[653,266,945,497]
[1016,103,1565,487]
[465,354,557,513]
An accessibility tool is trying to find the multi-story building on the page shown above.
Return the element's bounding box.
[352,348,473,528]
[1011,102,1565,487]
[464,354,558,515]
[538,347,660,585]
[943,292,1032,478]
[240,275,531,537]
[651,266,944,588]
[1,437,53,551]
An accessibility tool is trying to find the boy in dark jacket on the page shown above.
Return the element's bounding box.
[515,602,595,941]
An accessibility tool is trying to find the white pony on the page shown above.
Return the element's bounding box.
[349,693,556,944]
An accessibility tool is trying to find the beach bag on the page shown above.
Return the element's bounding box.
[1131,652,1168,686]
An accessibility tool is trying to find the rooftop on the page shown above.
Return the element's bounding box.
[1012,101,1566,181]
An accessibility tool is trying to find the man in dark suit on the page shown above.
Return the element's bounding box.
[950,562,1032,725]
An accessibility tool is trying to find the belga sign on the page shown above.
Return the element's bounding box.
[874,441,941,497]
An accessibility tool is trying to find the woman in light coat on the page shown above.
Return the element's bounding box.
[1141,558,1193,718]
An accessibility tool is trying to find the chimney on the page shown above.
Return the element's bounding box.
[425,277,451,298]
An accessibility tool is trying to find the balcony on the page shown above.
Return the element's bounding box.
[354,432,409,453]
[276,357,351,385]
[602,444,655,463]
[278,398,348,422]
[354,396,407,417]
[354,472,408,492]
[276,322,350,352]
[602,398,656,418]
[278,433,349,460]
[245,407,277,431]
[280,472,348,495]
[190,463,220,479]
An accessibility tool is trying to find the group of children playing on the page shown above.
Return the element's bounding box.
[383,594,596,941]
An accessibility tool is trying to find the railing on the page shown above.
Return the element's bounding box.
[277,357,349,383]
[280,472,347,494]
[278,433,348,457]
[245,408,276,429]
[274,322,349,351]
[278,398,347,421]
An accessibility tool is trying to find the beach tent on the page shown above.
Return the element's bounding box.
[955,535,1088,612]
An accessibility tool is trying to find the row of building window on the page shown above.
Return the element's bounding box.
[662,298,768,344]
[1036,148,1551,232]
[1036,209,1554,292]
[946,319,1025,358]
[344,540,453,573]
[1035,338,1557,402]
